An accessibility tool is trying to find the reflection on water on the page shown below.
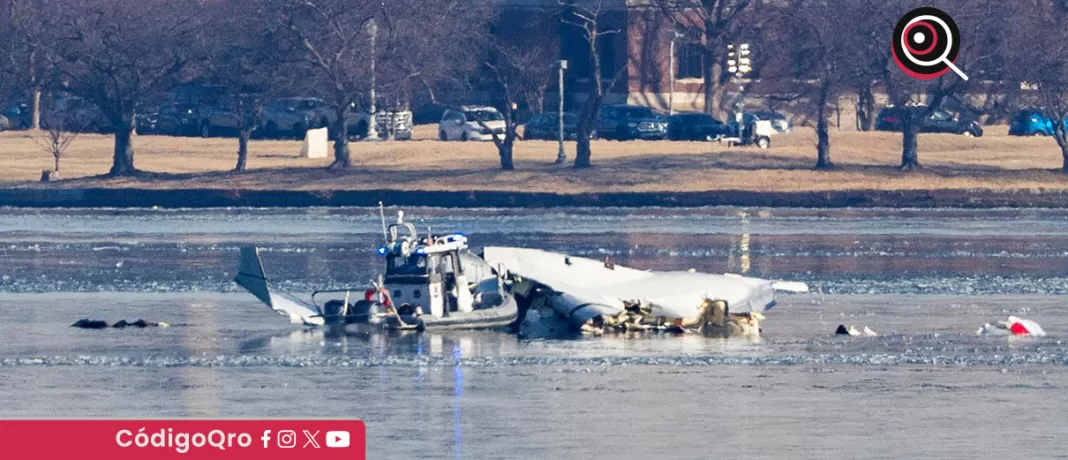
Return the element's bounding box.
[453,344,464,460]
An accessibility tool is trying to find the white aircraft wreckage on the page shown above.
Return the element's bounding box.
[232,208,808,339]
[480,246,809,339]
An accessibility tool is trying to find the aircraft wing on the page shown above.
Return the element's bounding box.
[483,246,807,325]
[483,246,642,321]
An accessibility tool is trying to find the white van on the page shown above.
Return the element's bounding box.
[438,106,506,141]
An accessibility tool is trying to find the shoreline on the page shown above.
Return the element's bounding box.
[2,187,1067,209]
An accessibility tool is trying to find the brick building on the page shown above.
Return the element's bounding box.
[495,0,726,114]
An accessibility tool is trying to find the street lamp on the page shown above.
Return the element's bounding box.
[555,59,568,165]
[664,30,683,115]
[726,43,752,129]
[365,18,380,141]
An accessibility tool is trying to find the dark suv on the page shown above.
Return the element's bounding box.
[875,106,983,137]
[523,112,594,140]
[156,83,227,136]
[597,104,667,140]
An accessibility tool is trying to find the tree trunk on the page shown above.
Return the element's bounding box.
[575,134,592,168]
[235,129,251,172]
[573,21,604,169]
[1061,142,1068,172]
[856,83,875,131]
[109,121,137,176]
[815,80,833,169]
[31,89,41,130]
[1054,119,1068,171]
[330,107,351,169]
[705,55,725,118]
[900,114,921,171]
[498,141,514,170]
[54,154,60,173]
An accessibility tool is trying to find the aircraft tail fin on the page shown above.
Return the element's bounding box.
[234,247,324,326]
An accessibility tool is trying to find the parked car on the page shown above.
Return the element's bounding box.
[522,112,593,140]
[748,111,793,133]
[875,106,983,137]
[195,94,266,138]
[597,104,667,140]
[155,83,227,136]
[260,97,335,139]
[1009,109,1068,136]
[3,99,32,130]
[666,112,730,141]
[372,108,413,140]
[438,106,506,141]
[134,102,160,134]
[42,96,113,133]
[155,101,199,136]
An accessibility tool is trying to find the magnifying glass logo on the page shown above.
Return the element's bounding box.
[892,7,968,81]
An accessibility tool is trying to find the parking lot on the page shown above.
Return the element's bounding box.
[3,123,1068,193]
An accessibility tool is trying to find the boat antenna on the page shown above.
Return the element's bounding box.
[378,201,388,243]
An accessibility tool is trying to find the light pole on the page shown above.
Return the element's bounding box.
[665,30,683,115]
[726,42,752,135]
[365,18,380,141]
[555,59,568,165]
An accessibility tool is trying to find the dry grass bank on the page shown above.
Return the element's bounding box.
[2,124,1067,193]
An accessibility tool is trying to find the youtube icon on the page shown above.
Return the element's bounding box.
[326,431,350,448]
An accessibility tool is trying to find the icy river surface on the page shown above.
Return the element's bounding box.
[1,206,1067,459]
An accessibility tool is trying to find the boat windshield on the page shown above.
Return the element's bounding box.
[387,254,427,275]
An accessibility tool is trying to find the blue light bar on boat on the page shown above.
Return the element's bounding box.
[377,246,388,256]
[415,246,426,255]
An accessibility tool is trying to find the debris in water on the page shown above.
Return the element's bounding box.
[977,316,1046,337]
[579,299,762,338]
[835,324,878,336]
[71,319,170,329]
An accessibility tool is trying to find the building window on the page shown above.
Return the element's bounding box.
[676,30,704,79]
[599,33,617,80]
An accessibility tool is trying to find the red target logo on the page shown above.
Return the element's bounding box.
[891,7,968,81]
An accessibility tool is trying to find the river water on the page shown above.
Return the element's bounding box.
[1,207,1067,459]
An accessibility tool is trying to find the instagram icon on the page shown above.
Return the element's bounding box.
[276,430,297,449]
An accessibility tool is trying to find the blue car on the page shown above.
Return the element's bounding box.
[1009,109,1068,136]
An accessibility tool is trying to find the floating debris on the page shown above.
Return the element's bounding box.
[579,299,763,338]
[977,316,1046,337]
[71,318,170,329]
[835,324,878,336]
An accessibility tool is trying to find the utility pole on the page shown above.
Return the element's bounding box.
[666,30,682,115]
[555,59,568,165]
[365,17,380,141]
[669,37,675,115]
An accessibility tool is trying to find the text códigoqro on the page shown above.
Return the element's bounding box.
[116,427,253,454]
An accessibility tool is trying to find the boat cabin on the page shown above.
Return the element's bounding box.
[378,221,479,318]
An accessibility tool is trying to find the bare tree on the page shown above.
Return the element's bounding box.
[204,1,289,172]
[376,0,491,110]
[265,0,379,169]
[44,0,212,176]
[4,0,58,130]
[1004,0,1068,171]
[765,0,876,169]
[656,0,763,119]
[30,106,84,176]
[484,13,561,170]
[873,0,1005,171]
[561,0,627,169]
